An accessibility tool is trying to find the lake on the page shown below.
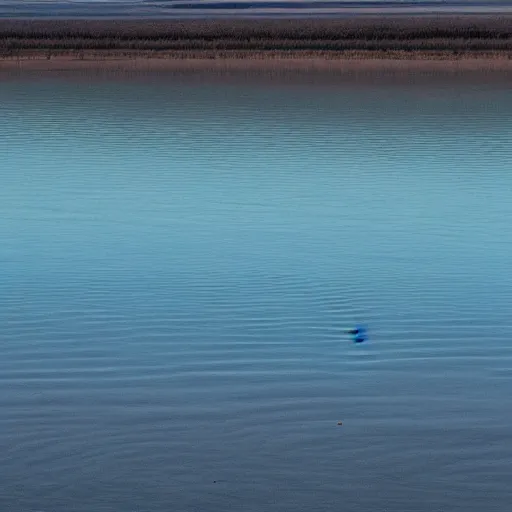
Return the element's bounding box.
[1,67,512,511]
[2,0,512,18]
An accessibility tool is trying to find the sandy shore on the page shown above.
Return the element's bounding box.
[2,53,512,72]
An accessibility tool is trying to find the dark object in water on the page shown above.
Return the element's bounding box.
[347,324,368,343]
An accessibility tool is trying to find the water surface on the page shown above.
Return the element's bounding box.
[2,0,512,18]
[1,68,512,511]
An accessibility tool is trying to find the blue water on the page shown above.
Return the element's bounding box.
[1,69,512,511]
[2,0,512,18]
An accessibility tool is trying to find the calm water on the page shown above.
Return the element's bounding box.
[2,0,512,18]
[1,69,512,511]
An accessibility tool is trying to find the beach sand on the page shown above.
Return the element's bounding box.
[2,54,512,72]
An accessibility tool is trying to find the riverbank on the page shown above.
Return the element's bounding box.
[2,53,512,73]
[1,16,512,70]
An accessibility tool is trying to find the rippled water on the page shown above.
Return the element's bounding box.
[1,69,512,511]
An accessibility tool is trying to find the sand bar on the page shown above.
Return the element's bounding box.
[2,54,512,73]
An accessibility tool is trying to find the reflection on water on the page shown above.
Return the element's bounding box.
[1,69,512,512]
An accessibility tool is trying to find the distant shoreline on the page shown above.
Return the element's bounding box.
[3,55,512,73]
[1,16,512,70]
